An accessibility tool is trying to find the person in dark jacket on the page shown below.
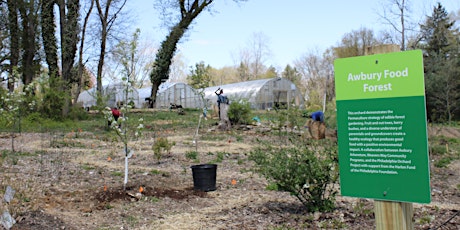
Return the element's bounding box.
[215,88,224,119]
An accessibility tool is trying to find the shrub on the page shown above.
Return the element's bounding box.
[228,100,252,125]
[249,138,338,212]
[68,106,89,120]
[152,137,175,163]
[185,151,199,160]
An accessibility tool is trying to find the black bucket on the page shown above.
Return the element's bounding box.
[191,164,217,192]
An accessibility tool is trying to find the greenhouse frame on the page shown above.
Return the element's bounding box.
[77,78,304,110]
[202,77,304,110]
[77,83,141,109]
[139,82,204,109]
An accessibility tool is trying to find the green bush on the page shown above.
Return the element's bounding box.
[185,151,199,160]
[430,144,447,155]
[434,157,453,168]
[249,139,339,212]
[228,100,252,125]
[152,137,175,163]
[25,112,43,123]
[68,106,89,120]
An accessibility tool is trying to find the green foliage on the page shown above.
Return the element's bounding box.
[68,106,89,120]
[265,182,279,191]
[434,157,453,168]
[430,144,447,155]
[152,137,175,163]
[419,3,460,122]
[429,134,460,168]
[42,90,64,119]
[228,99,252,125]
[352,199,373,217]
[187,61,212,89]
[249,138,339,212]
[111,171,124,177]
[25,112,43,123]
[185,151,199,160]
[266,105,306,139]
[215,151,225,163]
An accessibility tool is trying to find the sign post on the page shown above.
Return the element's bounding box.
[334,50,431,229]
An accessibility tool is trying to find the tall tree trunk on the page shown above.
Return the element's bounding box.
[18,0,38,86]
[6,0,19,92]
[57,0,80,116]
[149,0,213,107]
[41,0,59,83]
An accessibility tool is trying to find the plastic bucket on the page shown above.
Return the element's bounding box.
[191,164,217,192]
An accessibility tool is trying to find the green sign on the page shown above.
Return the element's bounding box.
[334,50,431,203]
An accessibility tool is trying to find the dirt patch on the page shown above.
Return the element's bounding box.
[1,126,460,230]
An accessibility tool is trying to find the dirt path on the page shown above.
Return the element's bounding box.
[1,127,459,229]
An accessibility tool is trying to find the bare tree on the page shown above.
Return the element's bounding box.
[236,31,271,80]
[334,27,379,58]
[294,48,333,109]
[248,31,271,79]
[111,28,142,87]
[94,0,128,95]
[148,0,247,107]
[377,0,416,51]
[76,0,95,97]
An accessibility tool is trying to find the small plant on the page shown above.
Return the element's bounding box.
[152,137,175,163]
[249,138,338,212]
[430,144,447,155]
[150,196,160,203]
[125,215,138,227]
[417,209,434,225]
[209,151,226,164]
[352,199,373,216]
[81,163,95,170]
[215,151,225,162]
[266,182,279,191]
[111,171,124,177]
[434,157,453,168]
[150,169,162,175]
[185,151,199,160]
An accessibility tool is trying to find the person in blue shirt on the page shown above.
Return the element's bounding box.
[309,110,324,123]
[307,110,325,139]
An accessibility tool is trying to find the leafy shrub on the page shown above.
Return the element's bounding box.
[68,106,89,120]
[434,157,453,168]
[249,139,339,212]
[228,100,252,125]
[152,137,175,163]
[430,144,447,155]
[25,112,43,123]
[185,151,199,160]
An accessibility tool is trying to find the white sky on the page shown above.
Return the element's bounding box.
[127,0,460,70]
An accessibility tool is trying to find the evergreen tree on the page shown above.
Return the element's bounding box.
[282,64,301,86]
[419,3,460,122]
[187,61,212,89]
